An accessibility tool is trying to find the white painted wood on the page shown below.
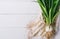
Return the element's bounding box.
[0,0,41,39]
[0,28,27,39]
[0,1,41,14]
[0,0,37,2]
[0,15,38,27]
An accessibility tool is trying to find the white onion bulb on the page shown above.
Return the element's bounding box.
[45,26,53,32]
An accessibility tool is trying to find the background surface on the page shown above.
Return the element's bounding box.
[0,0,60,39]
